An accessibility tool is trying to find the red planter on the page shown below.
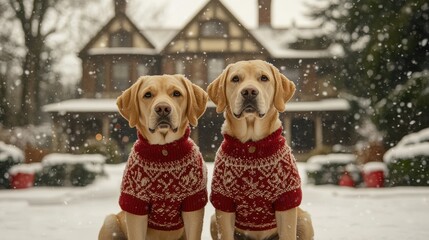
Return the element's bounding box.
[339,172,355,187]
[364,171,384,188]
[10,173,35,189]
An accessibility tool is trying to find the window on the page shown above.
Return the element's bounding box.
[291,117,315,152]
[207,58,225,83]
[110,30,132,47]
[112,63,129,91]
[137,63,149,77]
[175,61,185,75]
[201,20,227,37]
[95,65,105,95]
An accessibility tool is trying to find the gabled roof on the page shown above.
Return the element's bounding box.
[78,13,156,58]
[161,0,268,55]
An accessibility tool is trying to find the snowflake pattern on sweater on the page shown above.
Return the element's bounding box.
[119,128,208,231]
[210,128,302,231]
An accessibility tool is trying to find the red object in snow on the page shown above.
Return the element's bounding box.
[10,173,35,189]
[364,171,384,188]
[339,172,355,187]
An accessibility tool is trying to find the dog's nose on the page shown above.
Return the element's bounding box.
[154,103,171,116]
[241,87,259,99]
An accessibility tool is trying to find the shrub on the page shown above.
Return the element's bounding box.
[306,154,357,185]
[386,156,429,186]
[0,142,24,189]
[36,153,105,187]
[81,138,122,164]
[35,164,67,187]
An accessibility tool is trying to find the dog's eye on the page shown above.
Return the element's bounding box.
[144,92,152,98]
[172,90,181,97]
[231,76,240,82]
[260,75,269,82]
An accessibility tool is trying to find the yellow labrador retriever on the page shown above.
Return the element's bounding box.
[208,60,314,240]
[99,75,208,240]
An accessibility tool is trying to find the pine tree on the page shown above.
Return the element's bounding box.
[312,0,429,145]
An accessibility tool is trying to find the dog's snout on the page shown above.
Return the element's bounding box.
[154,103,171,116]
[241,87,259,99]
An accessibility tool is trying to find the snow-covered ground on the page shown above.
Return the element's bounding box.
[1,162,429,240]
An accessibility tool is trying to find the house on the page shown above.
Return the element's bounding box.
[44,0,354,161]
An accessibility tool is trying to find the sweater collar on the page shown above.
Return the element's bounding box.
[221,128,286,159]
[134,127,193,162]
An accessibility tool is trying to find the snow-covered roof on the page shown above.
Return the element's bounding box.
[251,28,343,59]
[124,0,339,58]
[44,98,349,114]
[126,0,323,30]
[285,98,350,112]
[87,47,158,56]
[143,29,178,51]
[43,99,118,114]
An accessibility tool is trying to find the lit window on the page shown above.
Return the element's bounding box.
[112,63,129,91]
[137,63,149,77]
[95,65,105,94]
[175,61,185,75]
[207,58,225,83]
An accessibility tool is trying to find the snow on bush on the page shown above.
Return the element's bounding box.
[306,153,358,185]
[307,153,356,166]
[384,128,429,163]
[396,128,429,146]
[9,163,43,175]
[0,141,24,163]
[363,162,388,175]
[42,153,105,171]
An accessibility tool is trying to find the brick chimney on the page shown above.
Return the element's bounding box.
[258,0,272,27]
[114,0,127,15]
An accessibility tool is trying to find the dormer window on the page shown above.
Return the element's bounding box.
[110,30,132,47]
[201,20,227,37]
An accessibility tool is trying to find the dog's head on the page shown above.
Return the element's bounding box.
[117,74,208,137]
[207,60,295,119]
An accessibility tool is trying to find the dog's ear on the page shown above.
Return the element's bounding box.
[270,63,296,112]
[116,77,145,131]
[177,75,208,126]
[207,64,230,113]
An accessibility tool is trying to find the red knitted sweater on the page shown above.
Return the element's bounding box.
[119,128,208,231]
[210,128,302,231]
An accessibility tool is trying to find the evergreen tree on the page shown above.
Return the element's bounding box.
[312,0,429,146]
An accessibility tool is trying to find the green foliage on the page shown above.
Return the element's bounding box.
[81,138,122,164]
[70,164,97,187]
[375,72,429,145]
[0,158,17,188]
[312,0,429,145]
[35,164,67,187]
[307,163,362,185]
[35,163,102,187]
[387,156,429,186]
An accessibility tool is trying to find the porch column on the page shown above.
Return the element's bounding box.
[315,114,323,150]
[102,116,110,140]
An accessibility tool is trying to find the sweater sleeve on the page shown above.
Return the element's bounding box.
[119,192,150,216]
[274,187,302,212]
[182,189,208,212]
[210,191,236,212]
